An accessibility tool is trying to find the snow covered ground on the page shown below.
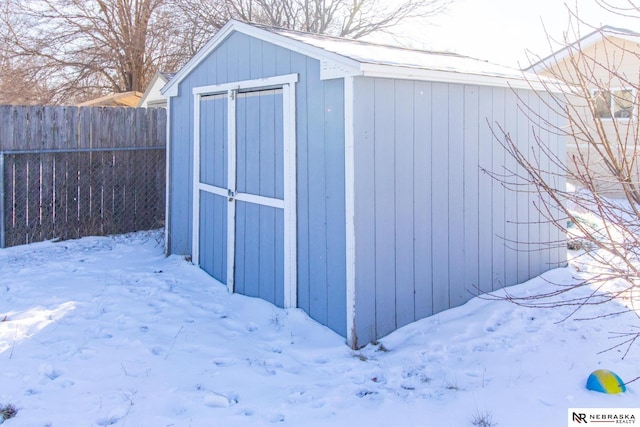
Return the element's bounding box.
[1,230,639,427]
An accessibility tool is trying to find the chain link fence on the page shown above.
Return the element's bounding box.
[0,105,166,248]
[1,147,165,247]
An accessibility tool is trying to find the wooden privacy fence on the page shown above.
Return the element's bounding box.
[0,105,167,248]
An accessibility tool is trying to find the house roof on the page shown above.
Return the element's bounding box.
[137,71,175,107]
[78,91,142,107]
[525,25,640,73]
[163,20,556,97]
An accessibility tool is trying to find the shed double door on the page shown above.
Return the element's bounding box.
[193,77,297,309]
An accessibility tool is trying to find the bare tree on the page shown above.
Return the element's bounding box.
[491,2,640,357]
[1,0,187,104]
[0,0,452,104]
[174,0,452,55]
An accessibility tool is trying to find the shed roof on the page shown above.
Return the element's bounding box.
[163,20,555,97]
[526,25,640,73]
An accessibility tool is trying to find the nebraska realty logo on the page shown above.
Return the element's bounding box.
[569,408,639,425]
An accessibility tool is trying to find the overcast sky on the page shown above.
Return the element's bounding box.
[393,0,639,68]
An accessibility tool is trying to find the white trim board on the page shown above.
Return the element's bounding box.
[344,75,357,348]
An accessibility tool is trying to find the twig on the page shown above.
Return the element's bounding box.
[165,326,184,360]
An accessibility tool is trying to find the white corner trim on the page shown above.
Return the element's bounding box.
[344,75,357,348]
[191,93,202,266]
[164,99,172,256]
[282,81,298,309]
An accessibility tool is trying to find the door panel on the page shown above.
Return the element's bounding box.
[234,201,284,307]
[199,94,227,188]
[195,82,291,309]
[234,88,285,307]
[198,95,228,283]
[199,191,227,283]
[236,89,284,199]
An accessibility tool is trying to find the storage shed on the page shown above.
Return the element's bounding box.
[162,20,566,348]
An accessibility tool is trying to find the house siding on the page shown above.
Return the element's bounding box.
[351,77,566,344]
[167,31,347,336]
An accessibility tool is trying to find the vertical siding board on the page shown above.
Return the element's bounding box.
[503,90,519,287]
[324,78,346,335]
[539,92,553,270]
[463,86,480,297]
[527,92,542,278]
[215,98,227,189]
[226,33,240,82]
[243,202,261,297]
[448,85,465,306]
[274,92,284,200]
[213,39,227,85]
[249,36,263,80]
[261,40,277,78]
[394,79,415,328]
[292,52,310,313]
[169,95,193,254]
[515,89,531,282]
[554,97,567,267]
[306,56,328,326]
[199,192,213,277]
[353,76,377,343]
[373,78,397,337]
[491,88,506,291]
[274,208,285,307]
[430,82,449,313]
[235,201,247,294]
[259,93,277,199]
[258,205,277,304]
[275,46,292,76]
[477,86,494,294]
[413,82,433,319]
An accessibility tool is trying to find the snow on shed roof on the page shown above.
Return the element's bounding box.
[261,23,529,80]
[163,20,559,97]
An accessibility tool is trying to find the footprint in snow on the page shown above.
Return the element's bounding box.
[267,412,285,423]
[203,391,237,408]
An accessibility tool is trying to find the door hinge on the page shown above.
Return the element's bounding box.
[228,188,235,201]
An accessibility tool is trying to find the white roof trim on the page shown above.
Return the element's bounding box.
[137,71,169,107]
[359,63,563,91]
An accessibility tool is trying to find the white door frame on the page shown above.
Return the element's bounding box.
[192,74,298,308]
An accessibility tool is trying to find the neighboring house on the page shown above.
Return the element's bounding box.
[137,72,175,108]
[527,26,640,197]
[162,19,566,348]
[78,91,142,107]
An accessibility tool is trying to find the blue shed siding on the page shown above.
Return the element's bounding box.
[352,76,566,345]
[167,32,346,336]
